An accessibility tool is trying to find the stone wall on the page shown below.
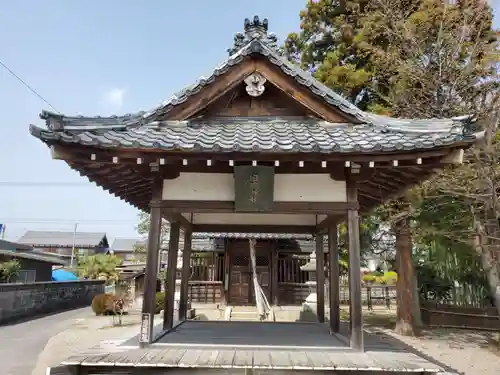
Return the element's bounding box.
[0,280,105,325]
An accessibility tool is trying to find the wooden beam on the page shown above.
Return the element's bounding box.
[162,211,192,231]
[346,180,364,351]
[192,224,315,234]
[316,234,325,323]
[316,215,343,234]
[139,176,163,347]
[328,223,340,333]
[254,59,356,123]
[161,200,356,214]
[164,221,180,330]
[164,60,257,121]
[51,142,458,164]
[178,229,192,321]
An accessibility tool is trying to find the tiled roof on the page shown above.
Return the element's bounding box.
[0,249,67,265]
[112,238,145,252]
[17,230,108,248]
[29,118,475,154]
[0,239,33,252]
[194,232,311,240]
[31,17,479,153]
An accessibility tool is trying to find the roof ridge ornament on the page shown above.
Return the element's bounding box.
[244,72,267,97]
[227,16,278,56]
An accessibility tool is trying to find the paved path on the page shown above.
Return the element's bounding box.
[0,308,91,375]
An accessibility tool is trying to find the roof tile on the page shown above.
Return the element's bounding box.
[30,119,473,154]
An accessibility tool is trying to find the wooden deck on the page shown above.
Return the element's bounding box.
[51,321,452,374]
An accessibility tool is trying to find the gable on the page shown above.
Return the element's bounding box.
[157,56,354,123]
[195,79,319,119]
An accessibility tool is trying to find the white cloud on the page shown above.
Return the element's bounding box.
[101,88,126,113]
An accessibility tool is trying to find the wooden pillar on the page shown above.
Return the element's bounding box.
[179,229,192,321]
[139,177,163,346]
[163,221,180,330]
[347,182,363,351]
[328,223,340,333]
[271,246,279,306]
[316,234,325,323]
[223,239,231,305]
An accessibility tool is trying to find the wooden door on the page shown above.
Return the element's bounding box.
[228,239,271,306]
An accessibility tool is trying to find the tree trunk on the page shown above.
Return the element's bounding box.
[483,252,500,317]
[412,276,423,329]
[474,216,500,317]
[394,216,416,336]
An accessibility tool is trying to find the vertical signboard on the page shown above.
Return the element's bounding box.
[140,313,151,344]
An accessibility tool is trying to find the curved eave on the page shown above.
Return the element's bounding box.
[29,123,479,157]
[68,161,153,213]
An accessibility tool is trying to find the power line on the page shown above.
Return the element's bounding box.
[0,59,59,113]
[0,218,139,225]
[0,182,90,187]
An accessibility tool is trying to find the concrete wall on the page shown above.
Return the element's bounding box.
[0,280,105,325]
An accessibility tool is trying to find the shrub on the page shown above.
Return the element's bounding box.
[362,274,377,284]
[91,293,124,316]
[383,271,398,285]
[0,260,21,283]
[155,292,165,314]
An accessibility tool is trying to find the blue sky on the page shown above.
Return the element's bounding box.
[0,1,499,242]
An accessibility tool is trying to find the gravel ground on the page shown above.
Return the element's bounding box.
[33,308,500,375]
[374,326,500,375]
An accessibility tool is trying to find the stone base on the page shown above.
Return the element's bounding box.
[159,308,195,320]
[304,292,317,304]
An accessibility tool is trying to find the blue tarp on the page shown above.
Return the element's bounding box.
[52,269,79,281]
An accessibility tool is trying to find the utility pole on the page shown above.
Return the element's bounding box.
[70,223,78,268]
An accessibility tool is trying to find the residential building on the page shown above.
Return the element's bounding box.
[0,239,67,282]
[17,230,110,260]
[110,238,146,262]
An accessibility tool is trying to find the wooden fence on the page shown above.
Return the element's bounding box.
[188,281,224,304]
[421,302,499,331]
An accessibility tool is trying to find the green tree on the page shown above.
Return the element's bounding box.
[0,259,21,283]
[76,254,123,285]
[134,212,171,261]
[287,0,499,333]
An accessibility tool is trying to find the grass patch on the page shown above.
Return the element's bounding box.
[339,308,397,329]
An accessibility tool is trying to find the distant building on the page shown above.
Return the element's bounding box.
[111,238,146,262]
[17,230,110,260]
[0,239,67,282]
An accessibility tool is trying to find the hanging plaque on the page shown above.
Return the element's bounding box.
[234,166,275,212]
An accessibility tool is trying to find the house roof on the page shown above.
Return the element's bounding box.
[112,238,145,252]
[0,239,33,252]
[30,17,478,155]
[0,249,67,265]
[17,230,108,248]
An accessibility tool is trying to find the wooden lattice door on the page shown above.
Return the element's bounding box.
[228,239,272,306]
[230,254,250,305]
